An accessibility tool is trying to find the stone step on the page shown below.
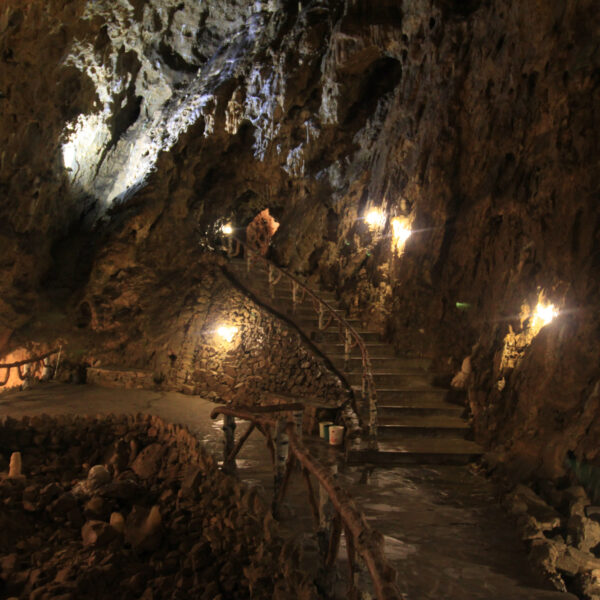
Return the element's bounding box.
[330,355,432,372]
[347,437,482,466]
[310,329,381,343]
[287,307,347,320]
[368,387,450,403]
[378,402,464,418]
[377,415,470,438]
[295,317,363,331]
[227,265,335,299]
[321,344,431,366]
[239,282,338,304]
[346,371,437,387]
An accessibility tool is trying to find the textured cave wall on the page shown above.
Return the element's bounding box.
[1,1,599,480]
[56,237,348,408]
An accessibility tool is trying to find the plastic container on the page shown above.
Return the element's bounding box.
[328,425,344,446]
[319,421,333,440]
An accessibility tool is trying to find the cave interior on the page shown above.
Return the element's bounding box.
[0,0,599,599]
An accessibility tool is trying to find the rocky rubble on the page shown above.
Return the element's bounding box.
[506,481,600,599]
[0,414,321,600]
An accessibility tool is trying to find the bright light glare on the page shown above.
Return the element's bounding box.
[221,223,233,235]
[533,302,558,328]
[61,113,106,173]
[365,209,386,230]
[391,217,412,254]
[217,325,238,343]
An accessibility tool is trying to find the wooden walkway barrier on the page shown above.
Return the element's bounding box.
[211,403,401,600]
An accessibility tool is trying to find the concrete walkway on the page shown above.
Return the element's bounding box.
[0,383,575,600]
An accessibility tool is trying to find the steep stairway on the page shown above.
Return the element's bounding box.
[225,257,482,465]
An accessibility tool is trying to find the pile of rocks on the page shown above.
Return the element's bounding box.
[505,482,600,599]
[0,414,321,600]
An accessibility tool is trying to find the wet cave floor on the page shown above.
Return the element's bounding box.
[0,383,573,600]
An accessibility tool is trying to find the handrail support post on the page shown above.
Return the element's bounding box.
[292,281,297,313]
[272,417,289,518]
[344,329,351,368]
[222,414,237,473]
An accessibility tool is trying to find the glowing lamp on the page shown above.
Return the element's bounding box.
[365,209,386,230]
[533,302,558,328]
[217,325,238,343]
[391,217,412,254]
[221,223,233,235]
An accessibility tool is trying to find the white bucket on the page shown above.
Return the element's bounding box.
[319,421,333,440]
[328,425,344,446]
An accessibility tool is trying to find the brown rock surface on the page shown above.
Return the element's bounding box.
[0,414,322,599]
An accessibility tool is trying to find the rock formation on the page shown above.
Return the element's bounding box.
[0,414,321,599]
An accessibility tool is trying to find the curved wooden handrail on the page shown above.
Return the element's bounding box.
[286,423,400,599]
[227,235,378,437]
[210,404,400,600]
[0,348,61,387]
[0,348,60,369]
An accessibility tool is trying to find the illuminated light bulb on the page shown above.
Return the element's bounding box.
[221,223,233,235]
[217,325,238,343]
[534,302,558,327]
[391,217,412,255]
[365,209,386,230]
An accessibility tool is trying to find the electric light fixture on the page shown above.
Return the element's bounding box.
[365,209,386,230]
[532,302,558,329]
[217,325,238,343]
[221,223,233,235]
[391,217,412,254]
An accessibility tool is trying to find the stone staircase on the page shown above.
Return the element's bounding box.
[225,258,482,466]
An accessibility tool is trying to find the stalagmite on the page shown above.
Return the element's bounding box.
[8,451,22,478]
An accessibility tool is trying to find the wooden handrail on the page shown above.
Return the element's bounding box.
[0,348,60,369]
[210,404,401,600]
[227,234,378,438]
[286,423,400,599]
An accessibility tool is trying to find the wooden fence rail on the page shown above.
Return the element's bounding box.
[0,347,61,387]
[210,404,401,600]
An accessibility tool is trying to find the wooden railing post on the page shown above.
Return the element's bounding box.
[293,407,304,436]
[292,281,298,313]
[317,462,337,556]
[344,329,352,368]
[272,417,289,517]
[268,264,275,298]
[318,304,325,330]
[222,414,236,472]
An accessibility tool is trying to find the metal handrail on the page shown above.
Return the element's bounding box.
[227,235,378,438]
[210,404,400,599]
